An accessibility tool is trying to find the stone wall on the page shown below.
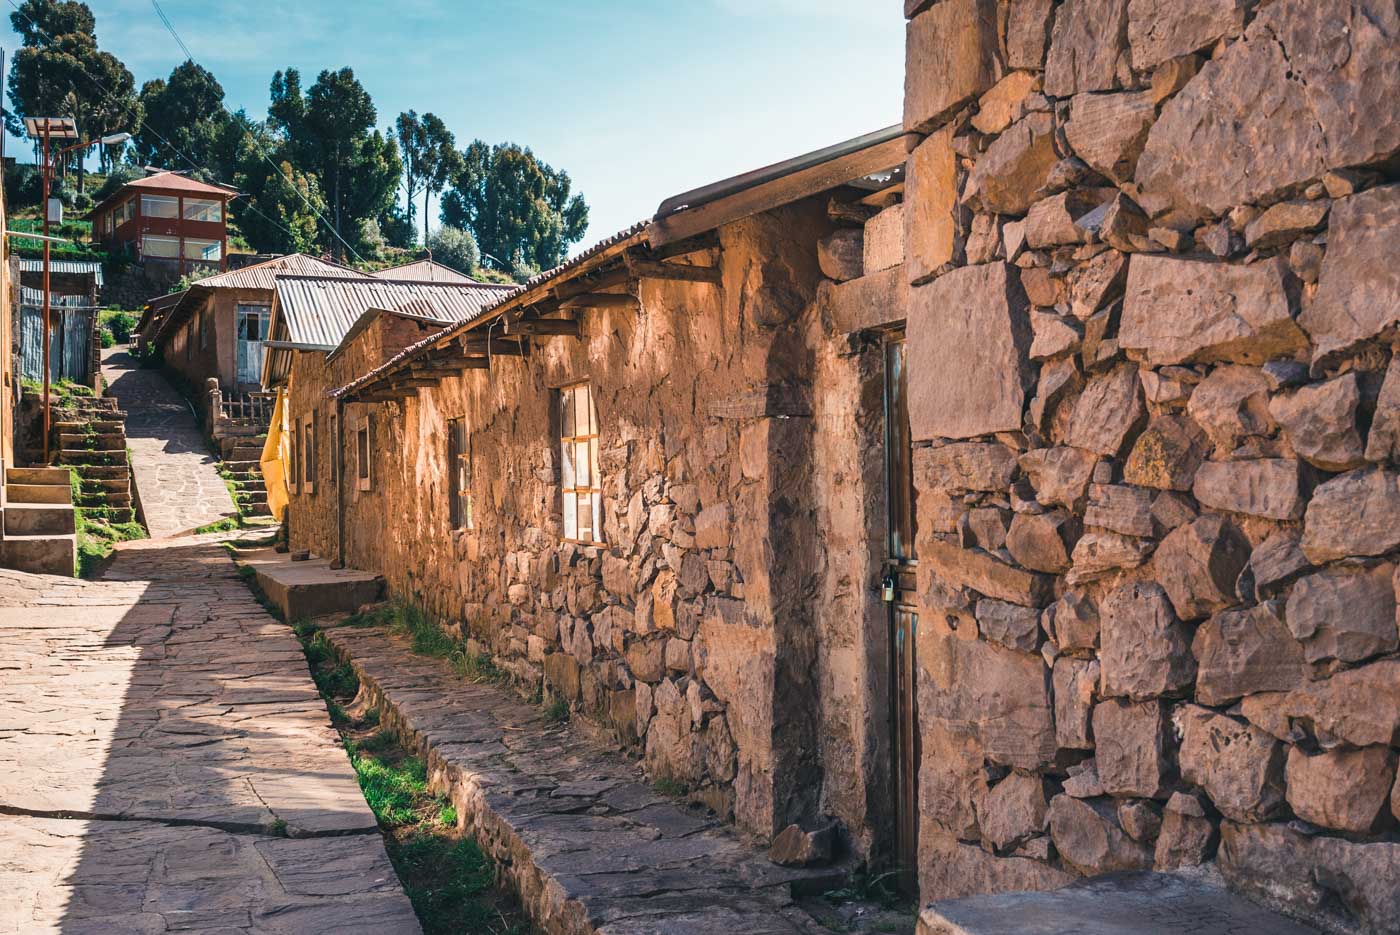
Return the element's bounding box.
[287,200,899,848]
[900,0,1399,930]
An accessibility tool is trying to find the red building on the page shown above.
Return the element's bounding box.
[89,171,237,275]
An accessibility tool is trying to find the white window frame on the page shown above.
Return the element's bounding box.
[141,194,179,218]
[142,234,180,259]
[184,238,222,262]
[183,197,223,222]
[559,382,602,545]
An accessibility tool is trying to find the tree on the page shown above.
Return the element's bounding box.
[394,111,427,228]
[440,141,589,276]
[6,0,138,189]
[426,225,478,275]
[133,61,229,173]
[222,111,324,255]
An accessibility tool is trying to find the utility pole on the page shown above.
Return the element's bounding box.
[40,122,52,464]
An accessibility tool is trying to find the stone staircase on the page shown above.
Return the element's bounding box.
[52,396,136,525]
[218,433,271,519]
[0,466,77,575]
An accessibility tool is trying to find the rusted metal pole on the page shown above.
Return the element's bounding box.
[41,124,51,464]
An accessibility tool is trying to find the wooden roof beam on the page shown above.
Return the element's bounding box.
[514,318,580,337]
[624,254,722,285]
[558,293,639,311]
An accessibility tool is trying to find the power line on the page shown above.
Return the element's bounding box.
[148,0,365,263]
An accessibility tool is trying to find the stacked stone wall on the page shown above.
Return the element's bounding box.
[900,0,1399,930]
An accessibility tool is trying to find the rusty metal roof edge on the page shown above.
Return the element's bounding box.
[326,306,454,363]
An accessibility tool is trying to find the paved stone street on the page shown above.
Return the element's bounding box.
[0,537,419,934]
[102,349,237,538]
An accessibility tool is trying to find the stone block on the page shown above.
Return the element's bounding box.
[1128,0,1249,70]
[1192,602,1306,707]
[1123,414,1208,492]
[971,71,1040,136]
[1243,200,1330,251]
[1066,364,1145,458]
[919,442,1019,493]
[904,0,1001,133]
[1137,2,1400,223]
[1184,365,1275,455]
[1099,582,1195,700]
[1365,354,1400,464]
[1270,374,1366,473]
[1191,459,1306,521]
[1019,446,1097,510]
[1154,792,1218,871]
[817,228,864,282]
[1065,91,1156,184]
[864,204,905,274]
[905,127,960,283]
[1152,515,1249,621]
[1048,795,1152,875]
[1043,0,1131,98]
[1093,699,1170,798]
[1006,510,1079,575]
[1176,705,1285,823]
[975,599,1041,652]
[1084,484,1154,538]
[1120,256,1305,367]
[1053,656,1098,750]
[1301,468,1400,564]
[1047,591,1098,651]
[978,772,1048,853]
[922,537,1053,608]
[1006,0,1055,70]
[1248,658,1400,750]
[965,112,1059,216]
[1284,563,1399,664]
[1285,746,1397,834]
[907,263,1032,441]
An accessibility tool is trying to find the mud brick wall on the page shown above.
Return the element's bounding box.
[900,0,1399,931]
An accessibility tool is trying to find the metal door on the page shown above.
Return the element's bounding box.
[882,334,919,889]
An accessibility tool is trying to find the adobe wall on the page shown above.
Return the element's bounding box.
[287,200,899,847]
[900,0,1399,931]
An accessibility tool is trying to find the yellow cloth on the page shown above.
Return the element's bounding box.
[259,388,289,523]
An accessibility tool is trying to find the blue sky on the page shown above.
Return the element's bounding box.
[6,0,904,251]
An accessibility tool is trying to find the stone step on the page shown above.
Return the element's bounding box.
[225,472,265,483]
[6,483,73,505]
[228,446,263,462]
[223,460,260,472]
[242,502,272,517]
[79,507,135,524]
[4,502,76,536]
[79,478,131,493]
[54,420,125,433]
[70,465,129,480]
[6,467,71,486]
[78,492,132,508]
[58,450,128,466]
[0,533,75,576]
[57,433,126,450]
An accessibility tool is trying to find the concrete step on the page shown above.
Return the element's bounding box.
[78,492,132,507]
[79,477,131,493]
[246,552,385,621]
[58,450,128,466]
[6,467,71,486]
[80,507,135,524]
[223,460,260,472]
[0,533,75,576]
[242,503,272,517]
[228,446,263,462]
[6,483,73,505]
[4,503,76,536]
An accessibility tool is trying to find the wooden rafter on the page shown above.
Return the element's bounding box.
[558,292,639,311]
[624,254,722,284]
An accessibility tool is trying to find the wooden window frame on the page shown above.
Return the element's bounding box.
[290,419,302,495]
[356,418,372,492]
[303,414,317,494]
[140,194,179,219]
[448,417,473,531]
[328,414,338,485]
[559,382,603,546]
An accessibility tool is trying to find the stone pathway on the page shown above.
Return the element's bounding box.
[102,349,237,538]
[0,537,419,934]
[320,620,840,935]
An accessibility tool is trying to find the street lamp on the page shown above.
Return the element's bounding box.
[22,117,130,463]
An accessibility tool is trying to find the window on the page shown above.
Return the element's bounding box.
[356,419,372,491]
[142,234,180,259]
[141,194,179,218]
[115,199,134,226]
[448,418,473,530]
[560,383,602,544]
[303,416,317,494]
[183,197,222,222]
[184,238,222,262]
[329,414,338,484]
[199,306,209,350]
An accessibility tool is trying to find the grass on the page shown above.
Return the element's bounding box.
[283,614,532,935]
[543,698,570,725]
[21,377,94,399]
[652,777,685,797]
[194,516,243,535]
[68,468,146,577]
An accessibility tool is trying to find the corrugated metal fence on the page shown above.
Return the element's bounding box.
[19,304,95,384]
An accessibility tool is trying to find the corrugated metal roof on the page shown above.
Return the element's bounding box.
[18,258,105,285]
[190,253,369,291]
[275,276,516,348]
[20,287,98,308]
[371,259,480,284]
